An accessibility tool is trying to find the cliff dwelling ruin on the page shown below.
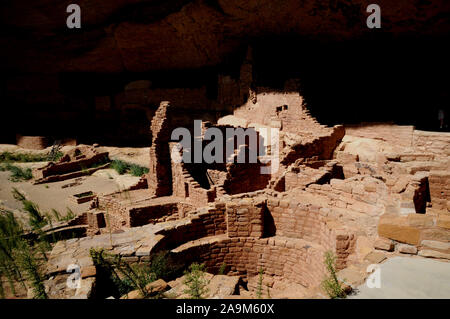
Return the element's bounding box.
[0,0,449,301]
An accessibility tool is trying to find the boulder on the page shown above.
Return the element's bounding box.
[206,275,240,298]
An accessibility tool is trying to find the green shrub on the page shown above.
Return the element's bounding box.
[149,251,183,281]
[13,241,47,299]
[0,209,48,299]
[129,164,149,177]
[256,268,264,299]
[321,251,346,299]
[183,263,209,299]
[110,160,149,176]
[1,164,33,182]
[47,151,63,162]
[111,160,128,175]
[0,152,48,163]
[11,188,46,229]
[90,249,159,298]
[62,208,76,222]
[218,262,227,275]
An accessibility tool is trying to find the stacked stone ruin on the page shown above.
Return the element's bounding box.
[44,51,450,299]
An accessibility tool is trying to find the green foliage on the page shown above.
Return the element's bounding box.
[47,151,63,162]
[62,208,75,222]
[1,164,33,182]
[149,251,182,281]
[129,164,149,177]
[110,160,149,176]
[22,200,46,230]
[13,241,47,299]
[110,160,128,175]
[0,209,48,299]
[49,208,75,222]
[218,262,227,275]
[0,151,63,164]
[0,152,48,163]
[183,263,209,299]
[50,209,61,221]
[11,188,48,230]
[256,268,264,299]
[90,249,171,299]
[0,210,25,278]
[11,187,26,202]
[321,251,346,299]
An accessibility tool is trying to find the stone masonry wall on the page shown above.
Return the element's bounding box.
[266,196,355,269]
[172,236,328,288]
[16,135,49,150]
[156,206,227,250]
[148,101,172,196]
[412,130,450,157]
[171,144,217,205]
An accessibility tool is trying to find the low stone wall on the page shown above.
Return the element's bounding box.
[171,236,327,288]
[16,135,49,150]
[155,206,227,250]
[34,152,109,179]
[97,192,194,231]
[413,130,450,157]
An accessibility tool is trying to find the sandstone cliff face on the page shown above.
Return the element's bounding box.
[1,0,449,73]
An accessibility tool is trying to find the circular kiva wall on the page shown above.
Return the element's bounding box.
[159,196,355,289]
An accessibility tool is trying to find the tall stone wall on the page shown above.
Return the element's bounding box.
[148,102,173,196]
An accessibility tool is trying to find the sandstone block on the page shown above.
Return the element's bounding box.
[418,250,450,260]
[378,214,421,245]
[337,267,366,288]
[374,238,394,251]
[437,215,450,229]
[355,236,373,261]
[397,244,417,254]
[421,240,450,251]
[364,251,386,264]
[421,228,450,242]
